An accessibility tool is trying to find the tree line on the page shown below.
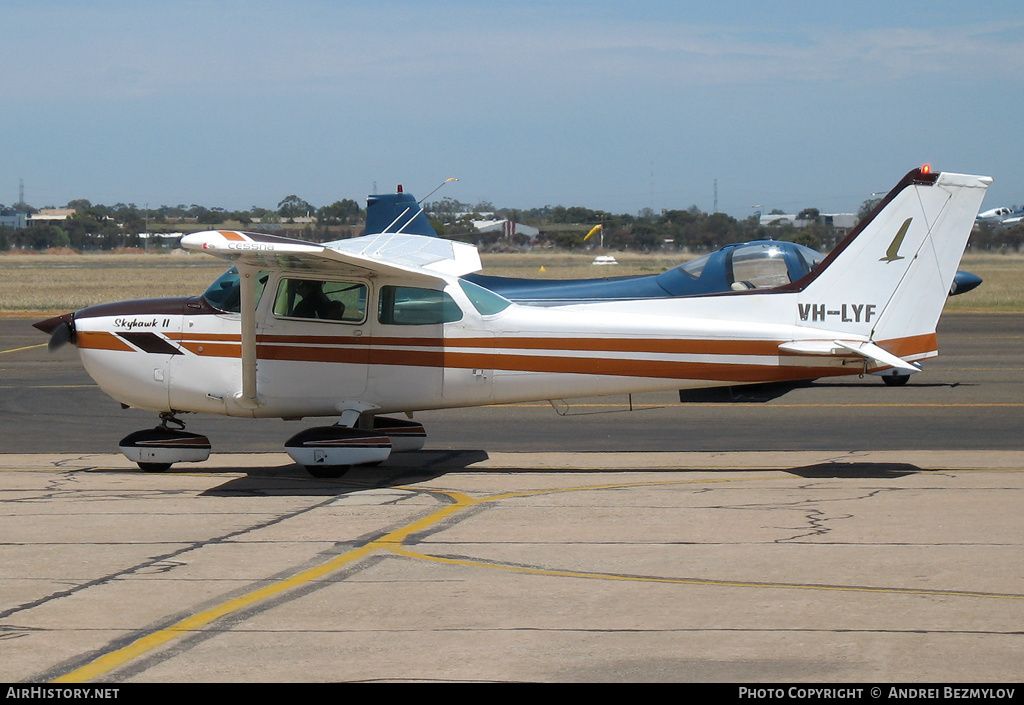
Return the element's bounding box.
[2,193,1021,254]
[0,196,365,252]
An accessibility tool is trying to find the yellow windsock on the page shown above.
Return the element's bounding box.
[583,224,603,241]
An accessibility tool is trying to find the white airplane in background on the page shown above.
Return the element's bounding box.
[977,206,1024,227]
[35,166,991,477]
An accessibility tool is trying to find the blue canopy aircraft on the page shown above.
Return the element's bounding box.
[367,187,983,307]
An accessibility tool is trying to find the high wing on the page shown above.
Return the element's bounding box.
[179,229,481,410]
[179,229,481,284]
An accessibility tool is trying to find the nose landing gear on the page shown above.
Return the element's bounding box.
[119,412,212,472]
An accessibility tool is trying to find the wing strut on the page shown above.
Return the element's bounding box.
[234,264,262,410]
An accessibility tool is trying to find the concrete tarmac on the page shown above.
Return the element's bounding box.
[1,314,1022,682]
[1,451,1021,683]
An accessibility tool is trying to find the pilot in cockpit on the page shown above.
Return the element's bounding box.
[293,280,344,320]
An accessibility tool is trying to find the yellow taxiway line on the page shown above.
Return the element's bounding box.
[51,490,479,683]
[0,343,46,354]
[51,471,1023,683]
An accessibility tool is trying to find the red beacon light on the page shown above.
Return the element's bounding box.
[921,164,931,175]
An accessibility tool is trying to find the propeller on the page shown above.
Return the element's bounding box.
[48,320,76,352]
[33,313,77,352]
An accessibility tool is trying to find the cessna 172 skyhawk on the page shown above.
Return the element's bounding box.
[34,166,990,476]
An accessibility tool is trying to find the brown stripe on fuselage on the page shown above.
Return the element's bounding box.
[175,332,784,357]
[177,342,242,357]
[439,351,855,382]
[257,343,369,365]
[118,332,183,356]
[75,297,190,320]
[168,332,240,342]
[124,330,940,380]
[877,333,938,358]
[170,331,939,361]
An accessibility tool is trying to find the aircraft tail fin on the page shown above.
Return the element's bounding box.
[365,188,439,237]
[792,167,990,348]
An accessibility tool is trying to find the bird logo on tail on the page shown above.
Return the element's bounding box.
[880,218,912,263]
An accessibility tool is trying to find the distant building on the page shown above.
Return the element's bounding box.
[821,214,859,229]
[28,208,75,224]
[0,209,27,229]
[759,213,858,229]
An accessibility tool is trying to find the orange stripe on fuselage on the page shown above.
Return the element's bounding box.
[75,331,136,352]
[878,333,938,358]
[177,342,242,357]
[167,332,239,342]
[174,333,785,358]
[115,331,940,381]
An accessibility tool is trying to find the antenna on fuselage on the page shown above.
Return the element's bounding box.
[418,177,459,205]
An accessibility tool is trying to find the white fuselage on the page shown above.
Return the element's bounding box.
[72,268,928,421]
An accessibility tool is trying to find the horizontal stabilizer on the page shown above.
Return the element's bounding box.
[833,340,922,374]
[779,340,921,374]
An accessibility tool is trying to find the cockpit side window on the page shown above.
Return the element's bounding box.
[203,267,269,313]
[273,278,368,323]
[378,286,463,325]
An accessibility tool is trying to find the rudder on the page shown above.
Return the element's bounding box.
[793,167,991,346]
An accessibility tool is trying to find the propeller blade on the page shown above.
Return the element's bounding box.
[47,321,76,352]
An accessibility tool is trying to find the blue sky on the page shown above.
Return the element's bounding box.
[3,1,1022,217]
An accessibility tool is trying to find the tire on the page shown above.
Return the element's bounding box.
[138,462,172,472]
[881,374,910,386]
[305,465,350,478]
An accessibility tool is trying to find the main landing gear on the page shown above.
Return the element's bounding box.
[878,369,913,386]
[118,413,211,472]
[118,413,427,477]
[284,416,427,478]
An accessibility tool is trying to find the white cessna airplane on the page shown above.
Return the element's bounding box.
[35,167,990,476]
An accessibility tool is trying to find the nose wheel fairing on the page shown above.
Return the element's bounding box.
[118,424,212,472]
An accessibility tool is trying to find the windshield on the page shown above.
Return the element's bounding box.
[202,267,269,312]
[729,243,791,289]
[678,252,711,279]
[792,243,825,277]
[459,279,512,315]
